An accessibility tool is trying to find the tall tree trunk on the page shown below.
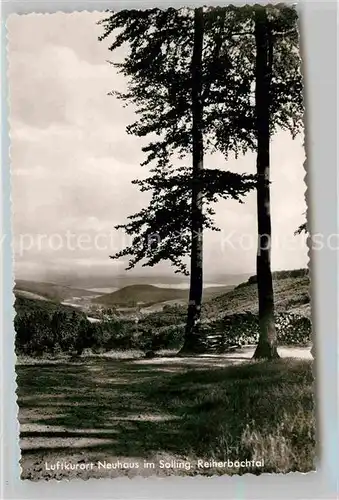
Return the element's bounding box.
[253,7,279,360]
[180,7,205,354]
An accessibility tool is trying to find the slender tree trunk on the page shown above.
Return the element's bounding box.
[253,7,279,360]
[180,7,205,354]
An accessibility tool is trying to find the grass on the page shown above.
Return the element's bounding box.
[16,349,146,365]
[203,276,310,318]
[17,355,315,479]
[131,275,311,332]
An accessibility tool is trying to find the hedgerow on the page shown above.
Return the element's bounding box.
[14,306,311,357]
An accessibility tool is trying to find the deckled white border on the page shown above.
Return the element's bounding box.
[1,0,338,498]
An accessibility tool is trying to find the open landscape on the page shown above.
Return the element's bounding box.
[14,269,312,358]
[15,269,314,479]
[9,5,313,481]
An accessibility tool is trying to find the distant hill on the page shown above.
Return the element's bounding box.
[14,280,98,303]
[129,272,311,338]
[14,289,49,302]
[92,284,235,307]
[14,295,86,318]
[29,271,250,290]
[203,274,310,319]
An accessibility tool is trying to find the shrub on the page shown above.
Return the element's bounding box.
[201,312,311,351]
[14,297,311,357]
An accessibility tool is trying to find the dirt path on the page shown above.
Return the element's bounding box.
[17,348,313,480]
[134,346,313,369]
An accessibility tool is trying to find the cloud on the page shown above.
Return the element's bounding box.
[7,12,115,66]
[8,11,308,281]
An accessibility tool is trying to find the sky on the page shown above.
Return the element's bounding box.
[8,11,308,284]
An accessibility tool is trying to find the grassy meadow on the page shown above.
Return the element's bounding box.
[17,354,315,480]
[15,270,315,480]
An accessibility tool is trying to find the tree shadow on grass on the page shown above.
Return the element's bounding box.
[17,357,314,465]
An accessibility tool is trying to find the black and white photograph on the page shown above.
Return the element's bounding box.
[8,5,314,481]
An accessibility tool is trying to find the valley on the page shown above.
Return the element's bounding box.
[15,278,237,321]
[14,269,311,331]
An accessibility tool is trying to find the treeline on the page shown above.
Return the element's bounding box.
[14,298,183,356]
[15,303,92,356]
[14,311,183,356]
[237,268,309,288]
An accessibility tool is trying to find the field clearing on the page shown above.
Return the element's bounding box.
[17,351,315,480]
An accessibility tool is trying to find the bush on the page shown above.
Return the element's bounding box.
[200,312,311,351]
[15,310,55,355]
[138,324,185,352]
[14,296,311,358]
[15,306,90,356]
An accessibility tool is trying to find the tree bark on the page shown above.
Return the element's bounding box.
[180,7,205,354]
[253,7,279,360]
